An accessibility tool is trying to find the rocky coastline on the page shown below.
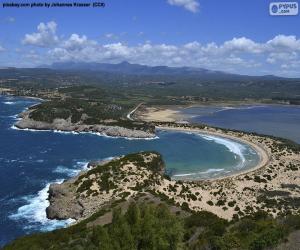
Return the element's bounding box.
[46,152,165,220]
[15,110,156,139]
[45,125,300,222]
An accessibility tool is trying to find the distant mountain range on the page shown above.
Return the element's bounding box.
[39,61,282,80]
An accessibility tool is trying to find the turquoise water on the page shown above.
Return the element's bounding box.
[0,96,259,246]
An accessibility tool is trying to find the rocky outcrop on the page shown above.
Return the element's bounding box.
[46,152,165,221]
[46,182,84,220]
[15,112,156,139]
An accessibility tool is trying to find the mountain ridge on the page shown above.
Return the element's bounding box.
[38,61,282,80]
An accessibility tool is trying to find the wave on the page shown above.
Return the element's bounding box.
[77,130,159,140]
[215,106,236,113]
[3,101,34,105]
[53,166,82,176]
[11,125,50,132]
[9,180,75,231]
[0,114,19,120]
[173,168,225,177]
[173,172,196,177]
[9,114,20,120]
[199,134,246,169]
[12,126,159,140]
[198,168,225,174]
[53,161,89,177]
[215,105,267,113]
[3,101,16,105]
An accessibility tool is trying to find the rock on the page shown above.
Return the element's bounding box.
[46,183,84,220]
[45,152,165,222]
[15,113,156,139]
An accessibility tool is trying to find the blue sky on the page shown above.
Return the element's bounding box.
[0,0,300,76]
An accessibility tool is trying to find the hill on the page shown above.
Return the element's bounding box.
[42,61,283,81]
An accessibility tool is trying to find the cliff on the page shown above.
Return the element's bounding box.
[46,152,165,220]
[15,110,156,139]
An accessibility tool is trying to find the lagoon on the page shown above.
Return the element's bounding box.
[183,105,300,143]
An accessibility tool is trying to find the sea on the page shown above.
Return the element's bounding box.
[2,96,297,246]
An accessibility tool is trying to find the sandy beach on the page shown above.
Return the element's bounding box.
[156,126,270,180]
[135,106,186,122]
[132,105,300,219]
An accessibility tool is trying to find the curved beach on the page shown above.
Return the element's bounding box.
[156,125,270,180]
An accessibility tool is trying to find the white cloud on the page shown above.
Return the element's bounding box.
[167,0,199,13]
[222,37,263,54]
[20,22,300,76]
[267,35,300,51]
[0,45,5,52]
[22,21,59,47]
[63,34,96,51]
[46,34,300,76]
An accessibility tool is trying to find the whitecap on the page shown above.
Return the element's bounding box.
[10,125,51,132]
[215,107,236,113]
[3,101,16,105]
[9,181,75,231]
[198,168,225,174]
[173,172,197,177]
[200,134,246,169]
[53,161,89,177]
[53,166,81,176]
[215,105,267,113]
[173,168,225,178]
[75,161,89,170]
[9,114,21,121]
[14,126,158,140]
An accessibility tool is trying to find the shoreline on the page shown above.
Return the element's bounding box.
[14,110,157,139]
[3,95,299,223]
[11,124,159,141]
[135,103,300,124]
[11,96,270,180]
[156,126,269,181]
[44,127,300,221]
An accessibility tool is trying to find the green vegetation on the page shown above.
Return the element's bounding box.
[1,67,300,104]
[3,70,299,135]
[4,203,184,250]
[2,67,300,250]
[74,152,164,194]
[29,98,128,123]
[185,211,300,250]
[4,203,300,250]
[28,96,154,132]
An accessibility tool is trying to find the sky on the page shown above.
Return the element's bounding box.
[0,0,300,77]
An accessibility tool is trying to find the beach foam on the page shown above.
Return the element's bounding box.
[172,168,226,179]
[12,126,159,140]
[199,134,246,169]
[9,180,75,231]
[215,105,267,113]
[173,168,225,177]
